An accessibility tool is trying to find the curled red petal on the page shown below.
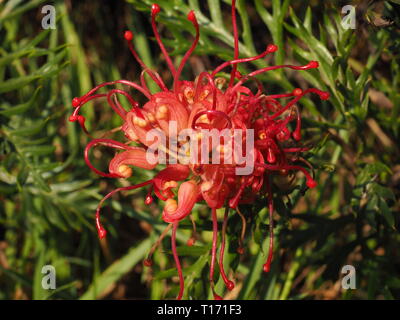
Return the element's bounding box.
[153,164,190,191]
[109,148,157,178]
[162,181,200,223]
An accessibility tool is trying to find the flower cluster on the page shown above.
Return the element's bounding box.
[70,1,329,300]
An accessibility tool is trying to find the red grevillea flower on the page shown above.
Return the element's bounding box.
[70,1,329,300]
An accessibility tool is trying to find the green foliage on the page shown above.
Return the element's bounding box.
[0,0,399,300]
[1,1,103,299]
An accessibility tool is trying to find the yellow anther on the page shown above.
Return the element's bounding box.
[133,116,148,128]
[158,105,168,113]
[126,128,138,141]
[169,181,178,188]
[163,180,178,189]
[258,132,267,140]
[200,181,212,192]
[156,105,169,120]
[198,114,210,124]
[118,165,132,178]
[165,198,178,212]
[137,118,147,128]
[184,88,194,103]
[199,90,210,101]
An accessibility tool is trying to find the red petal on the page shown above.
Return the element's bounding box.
[109,148,157,178]
[153,164,190,191]
[162,181,200,223]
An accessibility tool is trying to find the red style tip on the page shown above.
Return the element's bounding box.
[320,91,330,100]
[145,196,153,205]
[292,130,301,141]
[293,88,303,96]
[151,3,160,15]
[213,293,223,300]
[266,44,278,53]
[144,258,153,267]
[263,263,271,273]
[226,281,235,291]
[237,247,245,255]
[72,97,80,107]
[69,115,84,123]
[124,30,133,41]
[306,179,317,189]
[187,10,196,22]
[307,60,319,68]
[98,227,107,239]
[187,237,196,246]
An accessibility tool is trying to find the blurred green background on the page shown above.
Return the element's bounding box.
[0,0,399,300]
